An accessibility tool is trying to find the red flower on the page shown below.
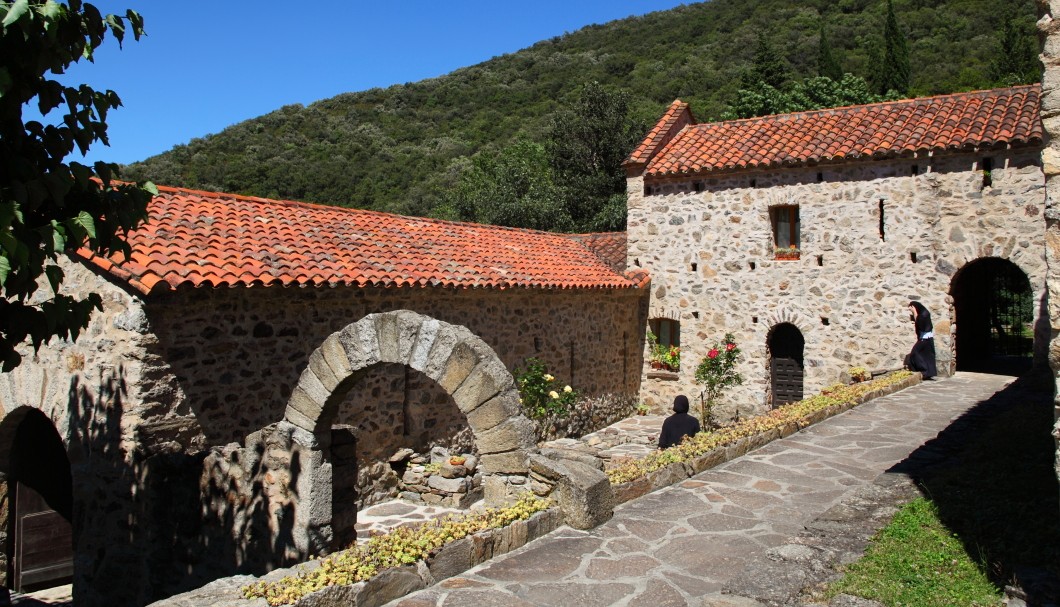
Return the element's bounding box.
[708,349,719,359]
[725,343,736,351]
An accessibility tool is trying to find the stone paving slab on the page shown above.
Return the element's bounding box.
[383,373,1016,607]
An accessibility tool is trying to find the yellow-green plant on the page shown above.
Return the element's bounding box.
[242,494,552,606]
[608,371,913,484]
[516,357,578,420]
[848,366,871,382]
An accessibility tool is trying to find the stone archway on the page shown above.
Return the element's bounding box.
[280,310,536,553]
[768,323,805,407]
[0,407,74,592]
[950,257,1036,375]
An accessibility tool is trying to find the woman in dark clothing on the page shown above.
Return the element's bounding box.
[906,301,938,379]
[658,395,701,449]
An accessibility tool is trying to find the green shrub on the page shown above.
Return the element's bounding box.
[515,357,578,420]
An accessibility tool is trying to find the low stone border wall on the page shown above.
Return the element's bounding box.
[149,508,563,607]
[150,374,920,607]
[610,373,922,505]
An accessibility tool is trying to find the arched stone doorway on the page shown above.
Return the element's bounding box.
[280,310,535,554]
[0,407,73,593]
[768,323,805,407]
[951,257,1034,375]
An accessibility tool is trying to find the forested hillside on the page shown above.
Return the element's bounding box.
[124,0,1038,226]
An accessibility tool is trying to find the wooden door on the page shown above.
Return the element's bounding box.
[771,357,804,406]
[11,482,72,592]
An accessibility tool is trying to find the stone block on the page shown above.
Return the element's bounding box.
[375,310,424,365]
[531,456,614,530]
[436,339,482,394]
[422,324,471,381]
[308,349,341,393]
[426,537,472,581]
[296,364,332,409]
[355,566,425,607]
[484,454,532,478]
[688,448,728,475]
[646,461,688,490]
[452,357,516,414]
[287,387,324,427]
[320,333,353,380]
[469,530,494,565]
[427,474,468,494]
[493,518,529,554]
[464,390,521,434]
[339,318,382,371]
[293,582,362,607]
[438,462,467,479]
[407,318,440,373]
[612,477,652,505]
[475,416,535,455]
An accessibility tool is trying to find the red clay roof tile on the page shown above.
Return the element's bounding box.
[74,186,641,295]
[631,85,1042,178]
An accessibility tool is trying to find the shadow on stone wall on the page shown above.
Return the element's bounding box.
[888,376,1060,601]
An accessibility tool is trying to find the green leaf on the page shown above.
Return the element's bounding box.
[1,0,30,28]
[72,211,96,239]
[0,255,10,286]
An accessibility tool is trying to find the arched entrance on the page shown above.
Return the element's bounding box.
[951,257,1033,374]
[280,310,536,553]
[0,408,73,593]
[768,323,805,407]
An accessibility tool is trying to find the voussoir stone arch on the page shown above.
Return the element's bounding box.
[283,310,535,476]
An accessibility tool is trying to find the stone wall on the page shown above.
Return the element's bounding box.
[1037,0,1060,516]
[628,150,1047,417]
[0,266,647,605]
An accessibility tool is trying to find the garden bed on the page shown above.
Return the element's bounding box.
[608,371,920,504]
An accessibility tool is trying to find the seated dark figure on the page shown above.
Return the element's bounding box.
[658,394,701,449]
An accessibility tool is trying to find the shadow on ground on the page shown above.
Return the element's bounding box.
[890,374,1060,603]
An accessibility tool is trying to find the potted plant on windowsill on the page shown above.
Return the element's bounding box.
[774,245,800,260]
[647,330,680,371]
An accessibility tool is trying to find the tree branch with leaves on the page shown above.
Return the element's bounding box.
[0,0,156,371]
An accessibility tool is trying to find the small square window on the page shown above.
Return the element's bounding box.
[771,205,800,259]
[649,318,680,349]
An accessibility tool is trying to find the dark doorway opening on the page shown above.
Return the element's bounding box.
[769,323,805,407]
[3,409,73,593]
[951,258,1033,375]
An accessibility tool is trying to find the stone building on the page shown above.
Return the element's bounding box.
[0,186,648,605]
[625,85,1048,417]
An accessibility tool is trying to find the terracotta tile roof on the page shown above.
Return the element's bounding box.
[565,232,627,273]
[623,100,695,171]
[629,85,1042,178]
[74,186,645,295]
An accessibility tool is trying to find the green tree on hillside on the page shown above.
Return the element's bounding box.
[0,0,155,371]
[723,74,889,120]
[449,140,568,231]
[746,32,791,89]
[875,0,910,95]
[818,24,844,82]
[991,13,1041,86]
[546,81,642,231]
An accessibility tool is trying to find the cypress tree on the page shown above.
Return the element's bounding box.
[878,0,910,96]
[991,16,1041,86]
[748,33,790,89]
[818,24,844,82]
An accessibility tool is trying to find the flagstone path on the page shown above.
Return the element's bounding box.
[383,372,1017,607]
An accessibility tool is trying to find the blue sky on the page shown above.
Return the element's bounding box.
[52,1,693,165]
